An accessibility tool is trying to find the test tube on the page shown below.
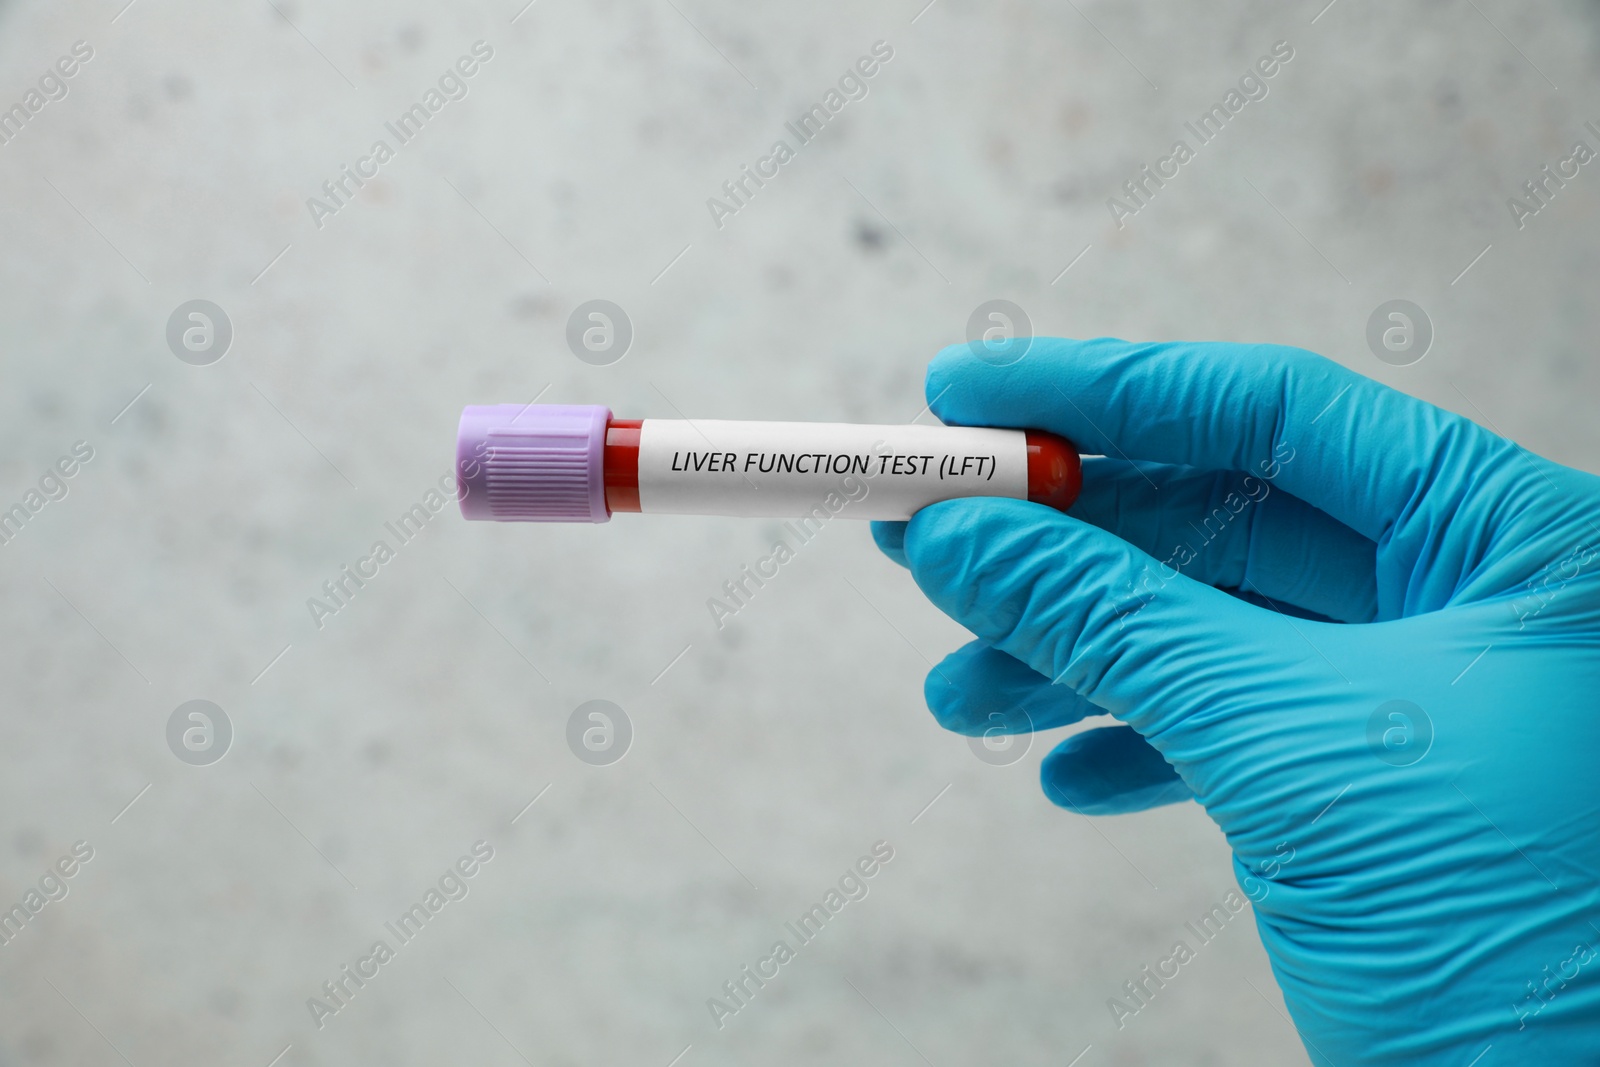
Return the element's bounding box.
[456,404,1081,523]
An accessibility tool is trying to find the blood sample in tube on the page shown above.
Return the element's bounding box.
[456,404,1081,523]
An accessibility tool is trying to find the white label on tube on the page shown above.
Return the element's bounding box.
[635,420,1029,520]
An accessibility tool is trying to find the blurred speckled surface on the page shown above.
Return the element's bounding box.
[0,0,1598,1063]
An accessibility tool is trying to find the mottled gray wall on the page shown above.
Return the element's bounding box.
[0,0,1596,1064]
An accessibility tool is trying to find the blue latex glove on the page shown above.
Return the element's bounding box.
[872,338,1600,1064]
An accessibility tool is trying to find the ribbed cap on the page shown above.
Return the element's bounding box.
[456,404,611,522]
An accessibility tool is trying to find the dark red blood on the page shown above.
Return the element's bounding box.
[603,419,642,514]
[1025,430,1082,512]
[603,419,1081,516]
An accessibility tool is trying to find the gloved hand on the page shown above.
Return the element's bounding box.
[872,338,1600,1065]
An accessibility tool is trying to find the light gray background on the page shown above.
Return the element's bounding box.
[1,0,1597,1063]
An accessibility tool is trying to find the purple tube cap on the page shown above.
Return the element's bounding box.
[457,404,612,523]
